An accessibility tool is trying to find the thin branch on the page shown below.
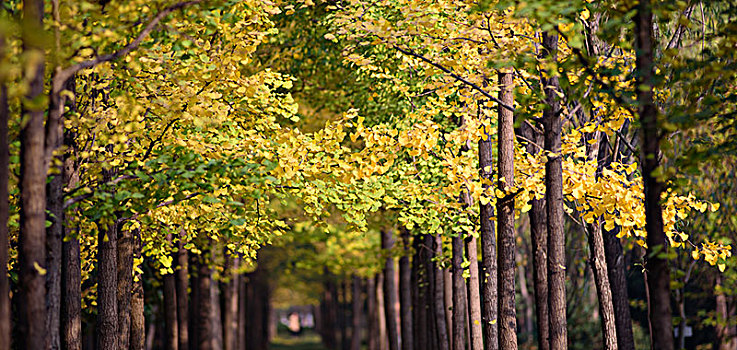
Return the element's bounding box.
[52,0,204,93]
[393,45,516,112]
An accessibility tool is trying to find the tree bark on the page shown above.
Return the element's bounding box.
[587,223,618,350]
[97,219,119,350]
[433,234,450,350]
[0,47,10,350]
[164,240,179,350]
[716,275,737,350]
[382,229,400,350]
[451,229,468,350]
[444,267,453,350]
[351,276,362,350]
[541,31,567,350]
[635,1,673,348]
[497,71,518,350]
[196,250,214,350]
[520,121,549,350]
[18,1,48,348]
[223,253,239,350]
[400,229,414,350]
[131,230,146,350]
[368,276,380,350]
[45,116,63,350]
[210,268,223,350]
[604,227,635,350]
[175,235,190,350]
[118,228,135,350]
[479,106,499,350]
[413,234,429,350]
[465,234,483,350]
[340,281,349,350]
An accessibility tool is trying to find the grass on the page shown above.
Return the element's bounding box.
[270,330,327,350]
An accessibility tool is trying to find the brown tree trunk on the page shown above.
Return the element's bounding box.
[0,48,10,350]
[497,71,518,350]
[716,275,737,350]
[189,252,200,350]
[340,281,349,350]
[351,276,362,350]
[175,236,190,350]
[210,269,223,350]
[520,121,549,350]
[368,276,380,350]
[479,108,499,350]
[45,119,62,350]
[223,254,239,350]
[196,250,214,350]
[164,240,179,350]
[97,219,119,350]
[465,234,483,350]
[443,268,453,350]
[382,230,400,350]
[323,275,338,350]
[451,230,468,350]
[541,31,567,350]
[378,272,389,350]
[433,234,450,350]
[400,229,414,350]
[18,1,48,348]
[131,230,146,350]
[604,227,635,350]
[413,234,429,350]
[637,0,673,348]
[118,228,135,350]
[237,274,247,350]
[587,223,618,350]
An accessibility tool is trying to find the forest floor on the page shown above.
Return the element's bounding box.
[270,330,327,350]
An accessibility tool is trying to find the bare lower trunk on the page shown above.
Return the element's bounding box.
[382,230,400,350]
[351,276,362,350]
[479,111,498,350]
[400,230,414,350]
[97,220,119,350]
[412,234,429,350]
[604,228,635,350]
[164,241,179,350]
[224,254,239,350]
[588,223,618,350]
[18,1,48,348]
[131,231,146,350]
[541,31,567,350]
[451,230,468,350]
[237,273,247,350]
[196,250,214,350]
[175,236,190,350]
[497,71,518,350]
[45,137,62,350]
[118,228,135,350]
[716,275,737,350]
[0,63,10,350]
[433,234,450,350]
[368,276,380,350]
[444,268,453,350]
[465,234,483,350]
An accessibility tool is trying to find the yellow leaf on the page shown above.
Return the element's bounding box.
[691,250,700,260]
[34,262,47,276]
[719,263,726,272]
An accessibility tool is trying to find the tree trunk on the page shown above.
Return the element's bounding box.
[351,276,362,350]
[368,276,380,350]
[382,229,400,350]
[340,281,349,350]
[0,49,10,350]
[18,0,48,348]
[604,227,635,350]
[636,1,673,349]
[400,229,414,350]
[164,243,179,350]
[237,274,247,350]
[520,121,549,350]
[541,31,567,350]
[587,223,618,350]
[211,269,223,350]
[97,219,119,350]
[479,107,499,350]
[465,234,483,350]
[323,276,338,350]
[45,119,62,350]
[716,275,737,350]
[451,229,468,350]
[176,235,190,350]
[378,272,389,350]
[118,228,135,350]
[223,254,239,350]
[196,250,214,350]
[189,252,200,350]
[497,71,518,350]
[444,267,453,350]
[433,234,450,350]
[413,234,429,350]
[131,230,146,350]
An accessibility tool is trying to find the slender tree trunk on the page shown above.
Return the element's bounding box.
[368,276,380,350]
[196,250,214,350]
[45,119,62,350]
[97,219,119,350]
[496,71,518,350]
[479,108,498,350]
[433,234,450,350]
[541,31,567,350]
[465,234,483,350]
[587,223,618,350]
[118,228,135,350]
[189,252,200,350]
[323,276,338,350]
[131,230,146,350]
[400,229,414,350]
[716,275,737,350]
[210,270,223,350]
[378,272,389,350]
[451,228,468,350]
[0,47,10,350]
[604,227,635,350]
[351,276,362,350]
[223,254,239,350]
[164,237,179,350]
[444,268,453,350]
[520,122,549,350]
[18,1,48,348]
[175,235,190,350]
[425,234,438,350]
[340,281,349,350]
[382,229,400,350]
[413,234,429,350]
[237,274,247,350]
[636,1,673,348]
